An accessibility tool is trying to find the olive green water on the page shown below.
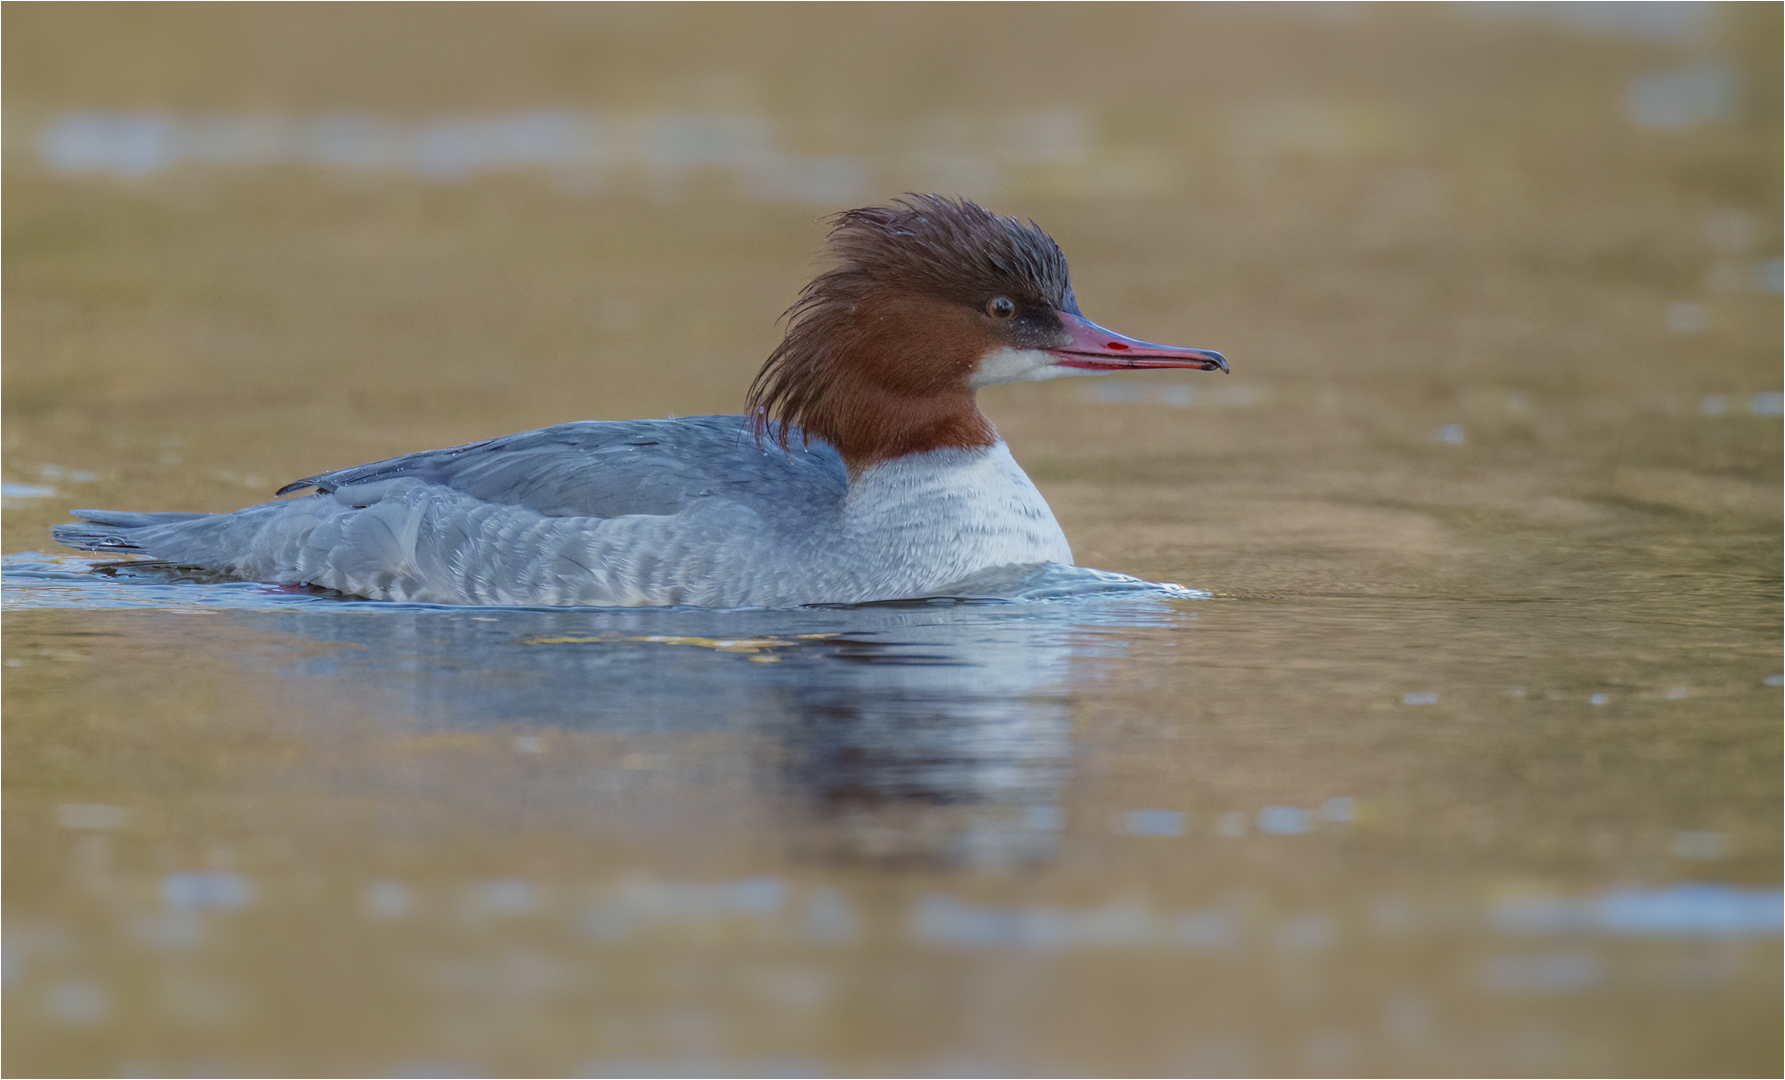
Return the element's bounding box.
[4,6,1781,1077]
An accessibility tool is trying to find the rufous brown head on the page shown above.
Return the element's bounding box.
[748,195,1227,473]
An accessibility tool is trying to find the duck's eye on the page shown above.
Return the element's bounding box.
[987,296,1017,319]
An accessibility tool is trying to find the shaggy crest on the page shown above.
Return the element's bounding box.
[747,195,1078,465]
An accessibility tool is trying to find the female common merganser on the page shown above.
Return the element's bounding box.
[54,195,1227,608]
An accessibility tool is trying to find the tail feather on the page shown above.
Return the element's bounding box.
[52,509,209,552]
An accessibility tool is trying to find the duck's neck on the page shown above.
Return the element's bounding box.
[749,291,1000,475]
[828,390,998,477]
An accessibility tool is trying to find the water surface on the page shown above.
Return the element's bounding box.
[5,5,1781,1076]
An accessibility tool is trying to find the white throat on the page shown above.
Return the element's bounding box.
[969,346,1100,388]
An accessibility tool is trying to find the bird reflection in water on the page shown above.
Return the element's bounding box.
[769,619,1073,867]
[242,592,1162,867]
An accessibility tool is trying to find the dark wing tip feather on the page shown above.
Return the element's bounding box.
[51,522,141,551]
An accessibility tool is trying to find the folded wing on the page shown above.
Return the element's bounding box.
[275,414,846,521]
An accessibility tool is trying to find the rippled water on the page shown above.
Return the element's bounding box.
[5,4,1781,1077]
[7,534,1779,1075]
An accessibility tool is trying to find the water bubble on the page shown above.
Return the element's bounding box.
[365,880,416,920]
[1752,392,1783,417]
[1122,809,1185,836]
[42,112,180,175]
[1493,883,1783,936]
[1699,395,1730,417]
[1,482,57,499]
[162,871,253,911]
[910,893,1013,948]
[463,878,540,918]
[579,875,788,942]
[1258,806,1313,834]
[1598,883,1778,934]
[1434,424,1466,445]
[1625,63,1737,130]
[1588,692,1608,706]
[1402,691,1439,705]
[1757,259,1784,295]
[1764,674,1783,687]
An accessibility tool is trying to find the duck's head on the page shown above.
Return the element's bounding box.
[749,194,1227,473]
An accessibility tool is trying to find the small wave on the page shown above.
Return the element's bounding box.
[1,552,347,612]
[924,562,1209,604]
[3,553,1205,613]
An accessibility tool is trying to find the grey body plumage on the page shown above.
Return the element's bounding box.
[54,415,1074,608]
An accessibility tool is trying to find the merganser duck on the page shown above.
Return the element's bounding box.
[53,195,1227,608]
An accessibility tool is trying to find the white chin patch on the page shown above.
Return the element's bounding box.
[970,346,1096,388]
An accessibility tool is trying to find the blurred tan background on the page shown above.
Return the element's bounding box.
[4,5,1781,1078]
[5,3,1779,586]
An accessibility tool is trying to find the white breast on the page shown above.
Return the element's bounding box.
[830,442,1074,597]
